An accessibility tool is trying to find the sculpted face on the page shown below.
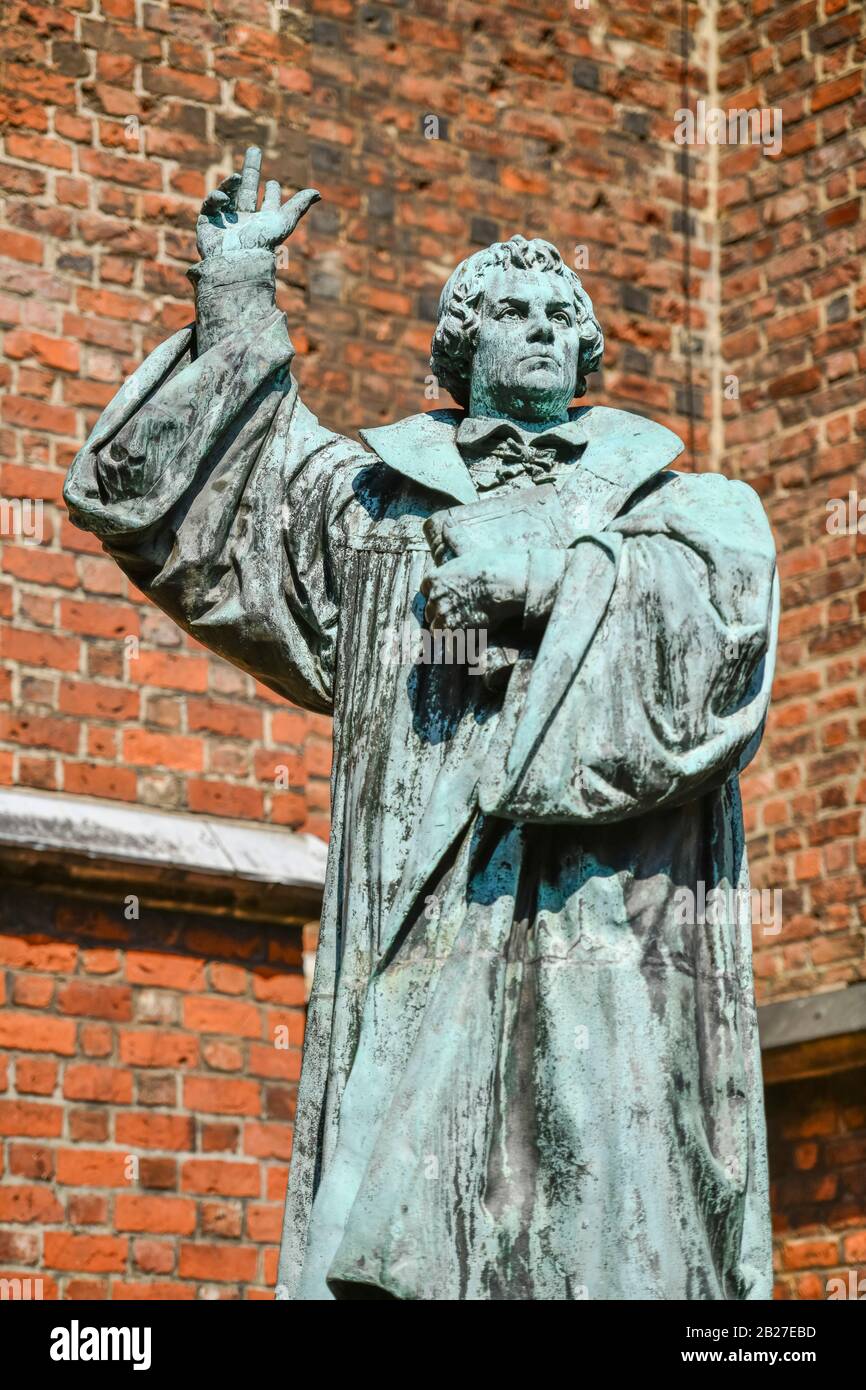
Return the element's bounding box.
[468,264,582,426]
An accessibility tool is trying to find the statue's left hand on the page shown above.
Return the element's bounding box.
[420,552,527,631]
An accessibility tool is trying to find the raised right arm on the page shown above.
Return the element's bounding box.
[188,144,320,354]
[63,149,363,713]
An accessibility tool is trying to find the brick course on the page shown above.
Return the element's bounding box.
[0,887,303,1299]
[768,1067,866,1300]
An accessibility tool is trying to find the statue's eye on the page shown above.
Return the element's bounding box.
[499,308,519,320]
[552,312,572,325]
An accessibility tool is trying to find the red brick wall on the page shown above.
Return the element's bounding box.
[0,888,305,1298]
[717,1,865,1004]
[768,1067,866,1299]
[300,0,713,442]
[0,0,331,836]
[715,0,866,1300]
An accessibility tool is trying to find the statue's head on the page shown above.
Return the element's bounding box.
[430,235,604,426]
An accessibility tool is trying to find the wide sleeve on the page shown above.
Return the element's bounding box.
[478,472,779,823]
[63,307,363,714]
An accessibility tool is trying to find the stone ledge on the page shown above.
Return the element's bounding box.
[759,983,866,1050]
[759,982,866,1084]
[0,786,326,924]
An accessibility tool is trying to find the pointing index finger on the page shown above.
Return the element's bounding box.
[237,146,262,213]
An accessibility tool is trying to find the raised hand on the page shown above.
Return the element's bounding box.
[196,145,320,260]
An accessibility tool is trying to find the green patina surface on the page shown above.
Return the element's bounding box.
[64,149,778,1300]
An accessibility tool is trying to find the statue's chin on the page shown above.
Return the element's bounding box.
[503,384,572,425]
[470,369,574,425]
[506,366,572,419]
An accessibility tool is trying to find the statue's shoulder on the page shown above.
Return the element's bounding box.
[576,406,774,546]
[579,406,767,510]
[359,409,462,457]
[625,455,774,555]
[573,404,684,463]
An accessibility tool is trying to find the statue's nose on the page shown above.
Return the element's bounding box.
[526,315,554,343]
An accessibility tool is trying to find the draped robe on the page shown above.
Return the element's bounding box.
[64,306,779,1301]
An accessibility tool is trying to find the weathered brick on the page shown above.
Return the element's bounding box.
[0,1012,76,1054]
[115,1194,196,1234]
[63,1065,133,1103]
[44,1233,128,1273]
[180,1159,260,1197]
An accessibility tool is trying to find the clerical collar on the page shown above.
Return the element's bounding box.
[455,415,588,454]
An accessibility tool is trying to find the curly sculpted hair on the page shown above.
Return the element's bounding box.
[429,234,605,408]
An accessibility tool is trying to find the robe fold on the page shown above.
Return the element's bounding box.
[64,307,778,1301]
